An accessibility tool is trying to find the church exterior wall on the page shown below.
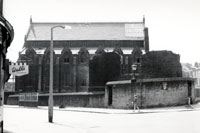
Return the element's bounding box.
[15,39,144,94]
[7,21,150,109]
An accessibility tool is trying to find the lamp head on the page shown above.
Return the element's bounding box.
[63,25,72,30]
[52,25,72,30]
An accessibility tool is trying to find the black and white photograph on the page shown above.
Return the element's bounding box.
[0,0,200,132]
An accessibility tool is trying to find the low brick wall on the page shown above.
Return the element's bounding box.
[195,88,200,102]
[7,95,19,105]
[7,92,105,108]
[195,88,200,97]
[105,78,196,109]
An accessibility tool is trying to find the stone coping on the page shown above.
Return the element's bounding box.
[106,80,131,85]
[136,77,195,83]
[106,77,195,85]
[9,92,105,97]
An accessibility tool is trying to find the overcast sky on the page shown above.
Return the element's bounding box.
[3,0,200,63]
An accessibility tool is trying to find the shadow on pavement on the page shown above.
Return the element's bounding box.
[53,122,78,129]
[3,129,14,133]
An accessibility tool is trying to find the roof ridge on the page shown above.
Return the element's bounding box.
[25,20,146,42]
[31,21,144,24]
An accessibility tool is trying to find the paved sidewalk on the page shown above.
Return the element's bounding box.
[27,102,200,114]
[5,102,200,114]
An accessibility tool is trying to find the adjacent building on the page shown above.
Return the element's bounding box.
[182,63,200,88]
[182,63,200,99]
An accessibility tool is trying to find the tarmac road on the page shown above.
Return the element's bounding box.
[3,104,200,133]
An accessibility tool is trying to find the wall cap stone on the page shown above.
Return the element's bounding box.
[136,77,195,83]
[9,92,105,98]
[106,77,195,86]
[106,80,131,85]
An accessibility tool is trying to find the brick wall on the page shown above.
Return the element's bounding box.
[112,84,133,109]
[7,92,105,108]
[105,78,195,109]
[141,82,189,107]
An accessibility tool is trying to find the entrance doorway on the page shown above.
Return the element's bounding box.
[188,82,192,104]
[108,86,113,106]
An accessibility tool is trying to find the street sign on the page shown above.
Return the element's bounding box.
[9,62,29,76]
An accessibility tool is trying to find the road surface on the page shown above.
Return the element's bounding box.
[3,105,200,133]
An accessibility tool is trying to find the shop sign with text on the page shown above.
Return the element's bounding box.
[9,62,29,76]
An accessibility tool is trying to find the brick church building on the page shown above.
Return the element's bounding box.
[15,18,149,94]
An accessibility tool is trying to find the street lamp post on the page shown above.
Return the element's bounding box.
[49,25,70,123]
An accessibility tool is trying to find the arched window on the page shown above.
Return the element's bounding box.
[24,47,36,64]
[78,47,89,64]
[113,47,123,64]
[136,57,140,63]
[95,46,105,54]
[131,47,142,64]
[64,57,70,63]
[61,47,72,64]
[80,53,87,63]
[63,53,70,63]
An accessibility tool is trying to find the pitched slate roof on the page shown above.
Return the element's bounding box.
[25,21,145,41]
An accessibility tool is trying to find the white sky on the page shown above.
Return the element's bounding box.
[3,0,200,63]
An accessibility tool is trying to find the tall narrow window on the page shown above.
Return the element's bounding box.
[78,48,89,64]
[46,58,50,64]
[81,79,86,86]
[64,57,70,63]
[73,57,76,64]
[120,56,123,64]
[125,56,129,65]
[80,53,87,63]
[64,72,69,86]
[136,57,140,63]
[80,56,84,63]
